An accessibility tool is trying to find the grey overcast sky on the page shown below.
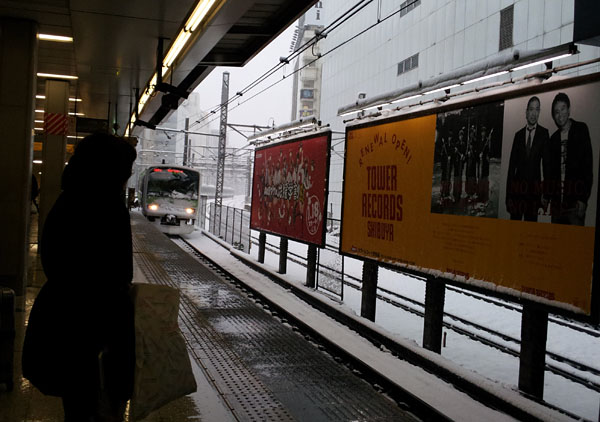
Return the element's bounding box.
[190,24,297,148]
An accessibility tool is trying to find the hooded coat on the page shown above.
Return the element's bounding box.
[22,134,137,400]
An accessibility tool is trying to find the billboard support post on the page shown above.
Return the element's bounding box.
[278,237,288,274]
[518,303,548,399]
[306,244,317,288]
[258,232,266,263]
[360,261,378,322]
[422,278,446,354]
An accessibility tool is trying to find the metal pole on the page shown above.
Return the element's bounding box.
[225,205,229,241]
[306,244,317,288]
[258,232,266,263]
[518,303,548,399]
[360,261,378,322]
[278,237,288,274]
[183,117,189,166]
[341,255,345,301]
[214,71,230,234]
[422,277,446,354]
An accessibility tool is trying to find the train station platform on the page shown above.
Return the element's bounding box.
[0,212,574,421]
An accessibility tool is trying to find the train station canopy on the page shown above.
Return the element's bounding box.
[0,0,316,135]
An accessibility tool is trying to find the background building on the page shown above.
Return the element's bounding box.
[316,0,600,218]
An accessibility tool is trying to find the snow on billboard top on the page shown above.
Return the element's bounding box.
[250,131,331,247]
[340,74,600,319]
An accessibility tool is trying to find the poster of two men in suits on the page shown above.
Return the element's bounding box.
[499,82,599,227]
[432,81,599,228]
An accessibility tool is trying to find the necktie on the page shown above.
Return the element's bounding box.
[526,127,533,154]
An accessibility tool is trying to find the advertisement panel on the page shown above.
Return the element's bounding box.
[251,132,331,246]
[340,77,600,317]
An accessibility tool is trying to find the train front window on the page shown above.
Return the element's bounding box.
[147,168,199,199]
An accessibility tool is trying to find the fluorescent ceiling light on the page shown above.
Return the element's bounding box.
[339,109,358,117]
[36,95,82,102]
[462,71,509,85]
[511,53,573,71]
[38,33,73,42]
[35,109,44,113]
[68,112,85,116]
[163,31,192,71]
[363,103,383,112]
[185,0,218,32]
[37,72,78,80]
[390,94,423,104]
[34,127,44,131]
[422,84,461,95]
[33,160,42,164]
[67,135,84,139]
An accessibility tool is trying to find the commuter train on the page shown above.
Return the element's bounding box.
[138,165,201,234]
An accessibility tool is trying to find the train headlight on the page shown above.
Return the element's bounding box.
[185,207,195,214]
[148,204,159,211]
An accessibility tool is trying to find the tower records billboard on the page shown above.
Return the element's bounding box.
[250,131,331,247]
[340,74,600,319]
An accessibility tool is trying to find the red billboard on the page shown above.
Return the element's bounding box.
[250,132,331,246]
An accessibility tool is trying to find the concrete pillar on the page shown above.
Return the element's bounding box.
[39,79,69,236]
[422,277,446,353]
[0,18,38,297]
[360,261,378,321]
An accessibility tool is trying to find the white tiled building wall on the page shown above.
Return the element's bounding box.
[319,0,600,217]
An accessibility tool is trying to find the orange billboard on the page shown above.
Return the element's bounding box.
[341,77,600,317]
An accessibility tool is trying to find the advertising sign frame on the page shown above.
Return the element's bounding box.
[339,73,600,324]
[250,131,332,248]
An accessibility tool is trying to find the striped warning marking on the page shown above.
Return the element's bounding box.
[43,113,68,135]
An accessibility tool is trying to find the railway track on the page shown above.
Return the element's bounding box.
[249,235,600,394]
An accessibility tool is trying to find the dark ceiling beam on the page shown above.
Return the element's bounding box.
[227,25,275,38]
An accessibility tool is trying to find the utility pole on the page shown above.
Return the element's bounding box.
[183,117,189,166]
[213,71,229,233]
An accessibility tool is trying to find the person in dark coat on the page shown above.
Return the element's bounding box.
[22,133,137,421]
[506,96,549,221]
[31,173,40,213]
[543,92,593,226]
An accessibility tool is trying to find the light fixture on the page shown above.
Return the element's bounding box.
[38,34,73,42]
[185,0,218,32]
[34,127,44,131]
[422,84,461,95]
[35,109,44,113]
[34,120,44,124]
[511,53,573,71]
[461,70,509,85]
[36,95,83,102]
[67,135,84,139]
[33,160,42,164]
[37,72,78,80]
[390,94,423,104]
[247,116,318,143]
[128,0,220,128]
[163,32,192,72]
[68,112,85,116]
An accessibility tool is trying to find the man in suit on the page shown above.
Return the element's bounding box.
[543,92,593,226]
[506,96,549,221]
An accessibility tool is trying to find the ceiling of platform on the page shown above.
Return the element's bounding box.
[0,0,315,137]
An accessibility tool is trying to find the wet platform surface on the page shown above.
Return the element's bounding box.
[131,214,419,421]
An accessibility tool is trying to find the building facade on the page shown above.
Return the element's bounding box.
[316,0,600,218]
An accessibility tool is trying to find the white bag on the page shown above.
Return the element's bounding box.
[129,283,197,421]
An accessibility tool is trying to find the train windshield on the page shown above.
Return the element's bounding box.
[147,168,199,200]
